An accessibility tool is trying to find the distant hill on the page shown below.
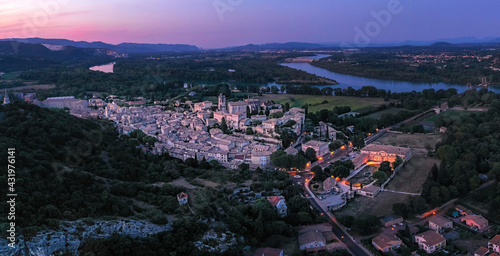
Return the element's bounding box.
[224,42,326,51]
[0,41,116,72]
[0,38,200,53]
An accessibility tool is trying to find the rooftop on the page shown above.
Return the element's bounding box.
[490,234,500,246]
[362,144,411,155]
[372,233,401,248]
[415,230,446,246]
[429,215,452,227]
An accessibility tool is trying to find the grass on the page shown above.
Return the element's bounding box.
[373,132,442,149]
[425,110,477,123]
[334,191,410,218]
[257,94,387,113]
[1,72,19,80]
[385,151,440,193]
[364,108,416,119]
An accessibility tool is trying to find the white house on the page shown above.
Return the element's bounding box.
[267,196,287,217]
[414,230,446,254]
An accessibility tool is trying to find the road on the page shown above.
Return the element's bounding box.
[292,164,372,256]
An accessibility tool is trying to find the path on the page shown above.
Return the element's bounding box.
[381,189,421,196]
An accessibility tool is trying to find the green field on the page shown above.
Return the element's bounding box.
[425,110,479,123]
[257,94,387,113]
[364,107,415,119]
[1,72,19,80]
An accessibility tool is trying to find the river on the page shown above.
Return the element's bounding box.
[279,55,498,93]
[89,62,115,73]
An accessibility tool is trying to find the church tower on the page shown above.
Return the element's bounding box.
[218,93,226,112]
[2,89,10,105]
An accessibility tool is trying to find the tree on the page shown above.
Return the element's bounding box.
[373,171,387,183]
[404,222,410,238]
[284,102,290,112]
[329,140,342,152]
[392,203,409,218]
[246,106,251,118]
[392,156,403,169]
[338,215,354,227]
[220,117,229,134]
[269,111,284,119]
[436,145,458,162]
[280,128,298,148]
[353,215,380,235]
[378,161,392,175]
[246,127,254,135]
[305,148,317,162]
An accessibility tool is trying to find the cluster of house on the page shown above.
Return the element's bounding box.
[373,215,450,254]
[454,205,490,231]
[16,92,345,169]
[102,94,331,169]
[373,206,498,255]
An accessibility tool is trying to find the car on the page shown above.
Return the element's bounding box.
[399,222,404,226]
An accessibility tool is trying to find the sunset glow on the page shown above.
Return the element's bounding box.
[1,0,500,48]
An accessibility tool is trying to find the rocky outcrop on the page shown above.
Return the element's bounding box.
[0,219,171,256]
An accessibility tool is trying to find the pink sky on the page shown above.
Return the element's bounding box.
[1,0,500,48]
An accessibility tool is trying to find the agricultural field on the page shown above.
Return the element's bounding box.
[257,94,388,113]
[373,132,442,149]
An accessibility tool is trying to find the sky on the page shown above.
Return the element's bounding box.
[0,0,499,48]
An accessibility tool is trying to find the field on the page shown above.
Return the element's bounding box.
[257,94,388,113]
[1,72,19,80]
[385,150,440,193]
[334,191,410,218]
[425,110,480,123]
[373,132,442,149]
[364,108,415,119]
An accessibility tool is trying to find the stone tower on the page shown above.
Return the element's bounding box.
[218,93,226,112]
[3,89,10,105]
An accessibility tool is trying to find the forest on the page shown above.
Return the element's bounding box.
[0,102,339,255]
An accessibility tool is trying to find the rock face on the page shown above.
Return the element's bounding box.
[194,229,241,253]
[0,219,171,256]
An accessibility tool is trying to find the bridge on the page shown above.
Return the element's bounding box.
[464,77,491,92]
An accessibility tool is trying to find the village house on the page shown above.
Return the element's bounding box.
[372,233,402,252]
[228,101,248,114]
[489,235,500,253]
[357,185,380,198]
[298,223,336,252]
[360,144,412,163]
[266,195,287,217]
[177,192,188,205]
[284,146,298,155]
[414,230,447,254]
[429,215,453,233]
[380,215,403,227]
[474,246,489,256]
[251,151,272,166]
[455,204,473,216]
[253,248,283,256]
[316,121,337,140]
[460,215,489,230]
[302,140,330,157]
